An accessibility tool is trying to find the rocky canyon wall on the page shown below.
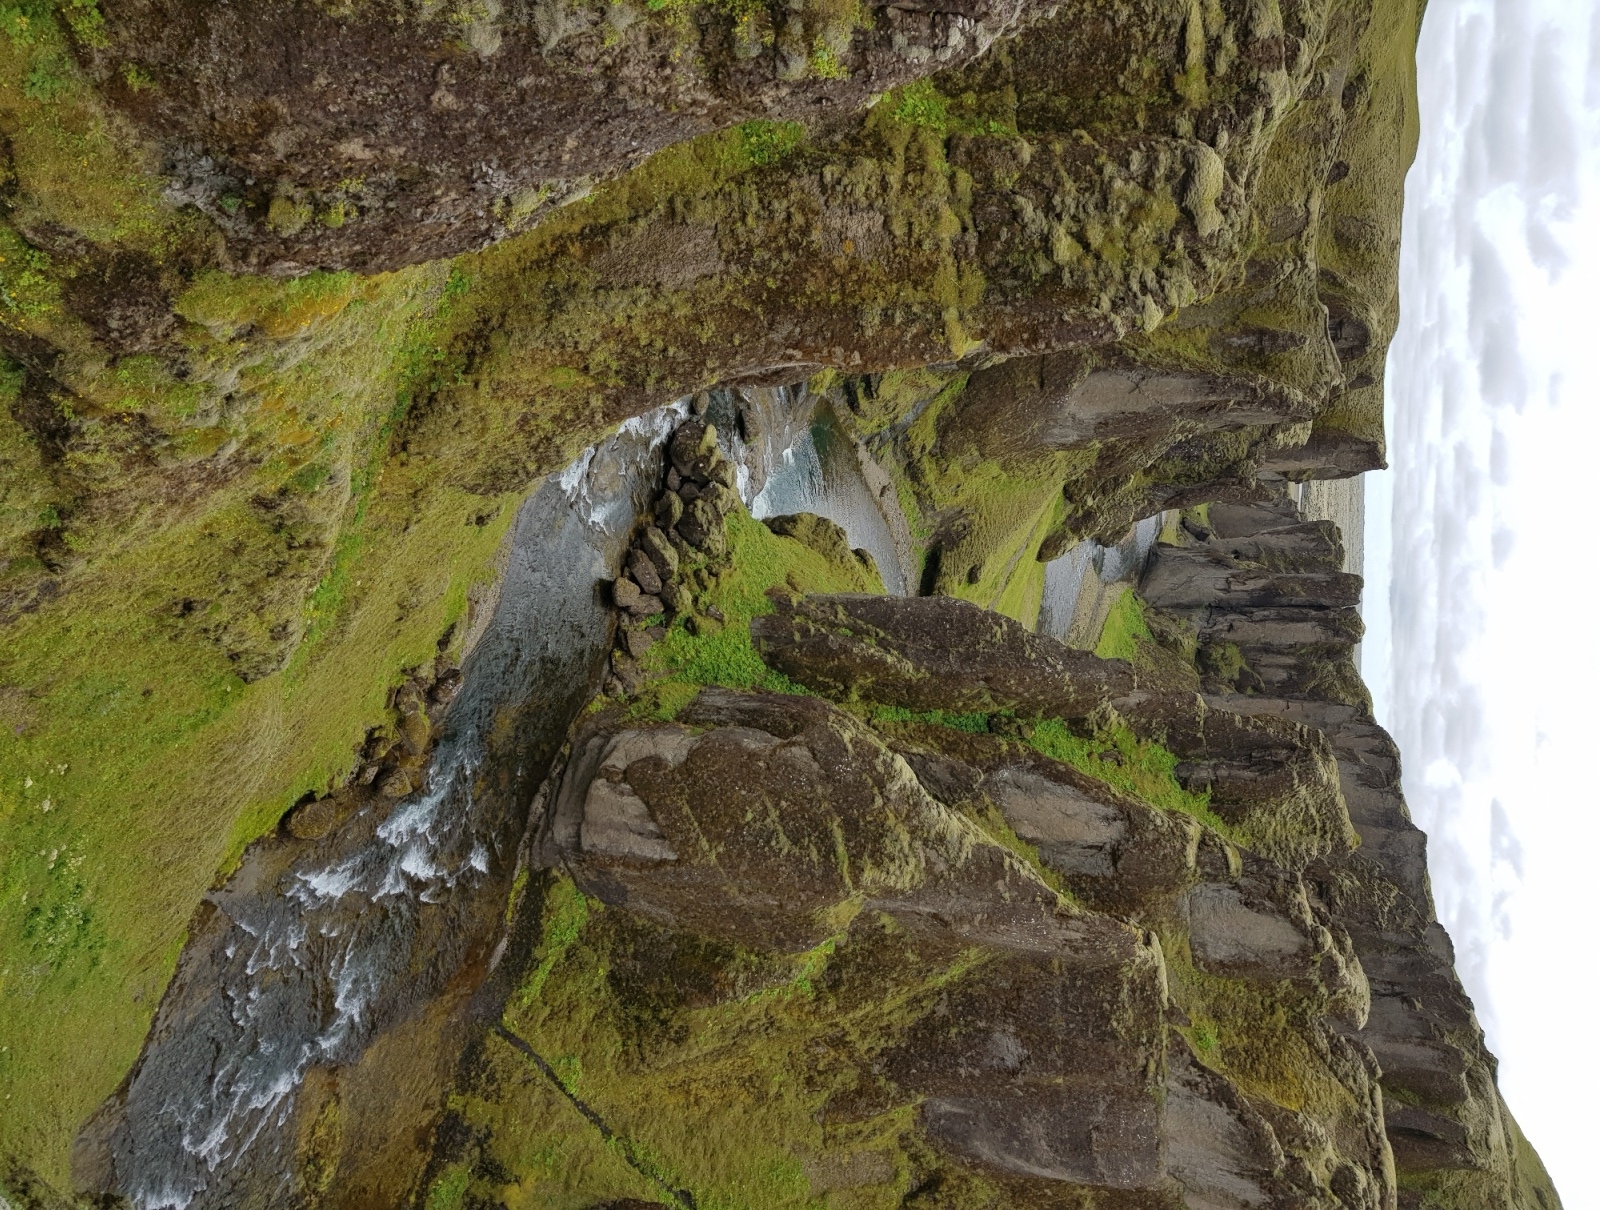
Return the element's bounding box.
[0,0,1563,1207]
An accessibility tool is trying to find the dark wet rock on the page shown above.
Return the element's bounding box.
[756,590,1353,869]
[984,764,1130,880]
[638,526,679,580]
[505,676,1402,1205]
[962,354,1312,454]
[886,946,1166,1190]
[612,575,644,612]
[668,421,721,485]
[1141,544,1363,612]
[657,579,683,613]
[1156,701,1356,871]
[887,732,1198,916]
[1188,881,1314,976]
[622,627,655,659]
[1158,1037,1395,1210]
[538,687,1197,1195]
[627,550,663,597]
[1187,862,1369,1027]
[282,792,360,842]
[675,497,719,550]
[1142,500,1368,709]
[606,421,739,669]
[626,593,663,619]
[654,490,685,531]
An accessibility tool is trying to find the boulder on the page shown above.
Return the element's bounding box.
[751,593,1134,720]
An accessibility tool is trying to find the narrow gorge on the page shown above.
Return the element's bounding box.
[0,0,1563,1207]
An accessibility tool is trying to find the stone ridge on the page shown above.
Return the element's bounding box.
[409,501,1391,1207]
[393,485,1554,1209]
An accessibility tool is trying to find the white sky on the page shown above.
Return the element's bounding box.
[1368,0,1600,1202]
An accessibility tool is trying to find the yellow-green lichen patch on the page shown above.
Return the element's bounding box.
[1093,587,1152,662]
[1025,717,1225,831]
[1161,933,1358,1122]
[0,6,169,247]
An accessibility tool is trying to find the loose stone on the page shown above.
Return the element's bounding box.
[628,551,663,596]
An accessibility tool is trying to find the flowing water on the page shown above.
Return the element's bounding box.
[715,384,913,595]
[94,384,923,1206]
[1037,514,1166,648]
[94,405,686,1209]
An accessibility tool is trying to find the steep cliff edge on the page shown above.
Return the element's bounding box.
[0,0,1560,1206]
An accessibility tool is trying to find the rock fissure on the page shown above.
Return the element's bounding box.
[491,1023,700,1210]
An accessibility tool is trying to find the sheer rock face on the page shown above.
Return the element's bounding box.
[522,681,1394,1208]
[382,486,1554,1210]
[1142,495,1561,1208]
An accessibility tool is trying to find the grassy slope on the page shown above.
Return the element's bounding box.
[631,507,884,720]
[0,15,523,1160]
[0,275,524,1178]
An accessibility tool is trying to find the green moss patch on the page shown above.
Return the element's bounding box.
[425,870,994,1210]
[636,509,881,718]
[865,704,1220,832]
[1025,717,1216,824]
[1093,587,1152,662]
[1159,931,1384,1162]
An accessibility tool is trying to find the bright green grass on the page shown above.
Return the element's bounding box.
[639,510,880,718]
[1025,718,1217,825]
[868,705,1219,829]
[1094,588,1153,663]
[870,704,991,733]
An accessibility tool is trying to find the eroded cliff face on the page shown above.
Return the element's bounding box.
[0,0,1561,1207]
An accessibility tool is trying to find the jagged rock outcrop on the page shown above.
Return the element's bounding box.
[752,590,1136,719]
[416,548,1396,1206]
[78,0,1047,272]
[379,477,1554,1210]
[1140,495,1559,1209]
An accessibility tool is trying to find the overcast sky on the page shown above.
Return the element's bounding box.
[1367,0,1600,1202]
